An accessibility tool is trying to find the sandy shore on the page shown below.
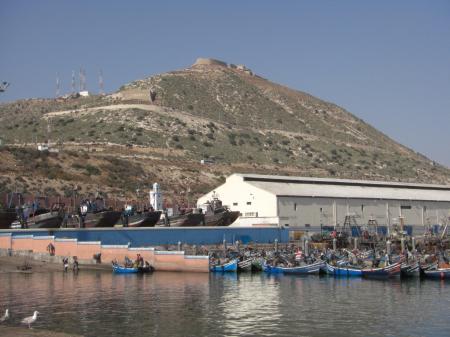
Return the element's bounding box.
[0,326,83,337]
[0,255,111,273]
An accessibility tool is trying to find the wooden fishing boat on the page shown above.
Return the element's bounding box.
[0,208,17,229]
[121,211,162,227]
[112,264,154,274]
[251,258,264,272]
[264,260,325,275]
[422,268,450,280]
[325,263,362,277]
[10,203,65,229]
[361,262,401,279]
[238,258,253,272]
[281,260,325,275]
[400,261,420,277]
[210,259,238,272]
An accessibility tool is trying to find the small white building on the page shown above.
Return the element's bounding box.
[197,173,450,231]
[37,144,49,151]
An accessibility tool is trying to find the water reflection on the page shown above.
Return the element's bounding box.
[0,271,449,337]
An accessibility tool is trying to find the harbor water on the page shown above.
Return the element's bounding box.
[0,271,449,337]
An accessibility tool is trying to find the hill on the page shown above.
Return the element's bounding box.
[0,58,449,204]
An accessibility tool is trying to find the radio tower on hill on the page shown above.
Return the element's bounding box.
[71,70,76,93]
[98,69,104,95]
[55,72,60,97]
[79,68,86,91]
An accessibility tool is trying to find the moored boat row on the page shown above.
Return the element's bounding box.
[209,249,450,280]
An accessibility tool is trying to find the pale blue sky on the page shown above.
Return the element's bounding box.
[1,1,449,166]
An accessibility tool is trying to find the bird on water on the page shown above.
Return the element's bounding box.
[21,311,39,329]
[0,309,9,322]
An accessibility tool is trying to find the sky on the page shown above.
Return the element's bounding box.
[1,1,449,167]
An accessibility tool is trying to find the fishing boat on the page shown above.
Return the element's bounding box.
[0,192,24,229]
[0,208,17,229]
[210,259,238,272]
[238,258,253,272]
[120,208,162,227]
[251,257,264,272]
[112,264,154,274]
[422,268,450,280]
[325,263,362,277]
[361,261,401,279]
[400,261,420,277]
[10,203,66,229]
[77,199,122,228]
[200,197,240,226]
[163,210,205,227]
[264,260,325,275]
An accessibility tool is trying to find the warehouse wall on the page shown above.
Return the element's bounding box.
[278,196,450,228]
[197,176,278,221]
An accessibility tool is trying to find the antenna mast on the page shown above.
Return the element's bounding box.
[55,72,60,97]
[99,69,104,95]
[71,70,76,93]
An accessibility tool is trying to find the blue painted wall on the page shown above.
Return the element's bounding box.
[4,227,289,246]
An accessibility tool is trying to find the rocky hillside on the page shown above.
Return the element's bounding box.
[0,58,449,204]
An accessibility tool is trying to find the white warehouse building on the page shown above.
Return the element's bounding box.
[197,173,450,233]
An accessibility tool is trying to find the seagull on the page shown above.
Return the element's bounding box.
[21,311,39,329]
[0,309,9,322]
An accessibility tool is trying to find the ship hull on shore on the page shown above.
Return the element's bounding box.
[123,211,162,227]
[80,211,122,228]
[0,209,17,229]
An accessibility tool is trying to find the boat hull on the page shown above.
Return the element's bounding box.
[112,264,154,274]
[81,211,122,228]
[123,211,162,227]
[11,211,64,229]
[401,262,420,277]
[238,258,253,272]
[204,210,240,226]
[0,209,17,229]
[210,259,238,272]
[361,262,401,279]
[423,269,450,280]
[325,263,362,277]
[264,261,325,275]
[166,213,205,227]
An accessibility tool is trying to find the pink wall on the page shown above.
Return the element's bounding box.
[7,235,209,272]
[54,240,78,257]
[76,243,102,260]
[11,236,33,251]
[0,235,11,249]
[32,237,55,253]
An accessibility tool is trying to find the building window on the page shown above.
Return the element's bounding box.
[401,205,411,210]
[246,202,251,205]
[294,203,297,211]
[233,202,238,206]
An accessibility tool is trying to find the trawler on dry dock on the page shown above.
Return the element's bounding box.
[160,197,239,227]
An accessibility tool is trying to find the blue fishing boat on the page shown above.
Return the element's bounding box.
[210,259,238,272]
[325,263,362,277]
[422,265,450,280]
[263,264,284,274]
[422,268,450,280]
[361,262,401,279]
[112,264,154,274]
